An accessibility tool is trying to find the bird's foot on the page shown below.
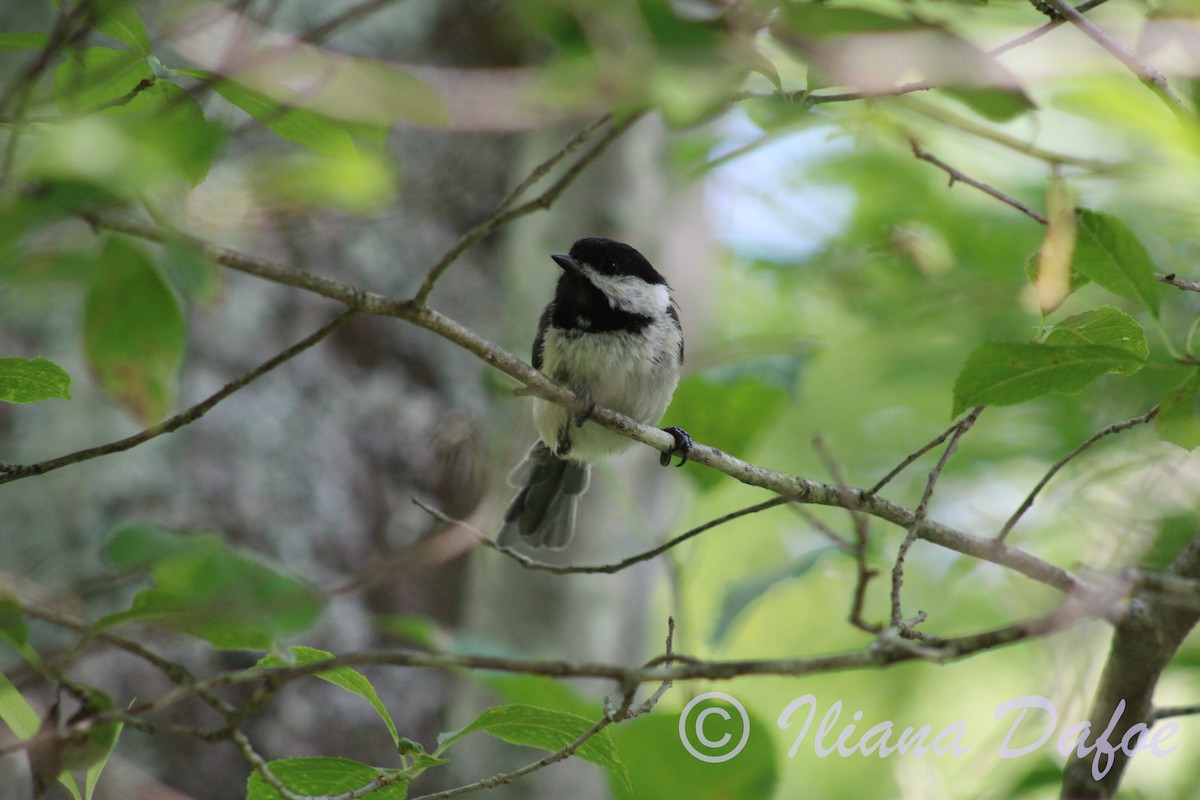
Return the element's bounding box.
[572,388,595,428]
[556,425,573,457]
[660,426,692,467]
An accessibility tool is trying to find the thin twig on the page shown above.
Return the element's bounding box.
[234,730,308,800]
[411,650,670,800]
[996,406,1159,542]
[628,617,676,718]
[19,603,235,717]
[0,4,90,184]
[988,0,1112,57]
[0,309,358,484]
[812,437,880,633]
[901,99,1115,172]
[910,140,1049,225]
[789,506,853,552]
[1158,273,1200,294]
[865,416,967,498]
[301,0,400,42]
[8,77,164,125]
[493,114,614,215]
[0,599,1113,764]
[1042,0,1186,116]
[732,1,1111,109]
[408,711,622,800]
[413,496,788,575]
[1154,703,1200,721]
[890,407,984,631]
[413,113,641,305]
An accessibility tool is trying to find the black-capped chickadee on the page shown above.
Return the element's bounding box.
[498,237,691,549]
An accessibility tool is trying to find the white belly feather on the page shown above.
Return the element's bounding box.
[533,319,682,462]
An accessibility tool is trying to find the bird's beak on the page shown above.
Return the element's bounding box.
[552,253,581,273]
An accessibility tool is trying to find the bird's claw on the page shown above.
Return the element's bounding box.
[660,426,692,467]
[573,389,595,428]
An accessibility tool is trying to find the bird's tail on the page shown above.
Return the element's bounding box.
[497,442,591,549]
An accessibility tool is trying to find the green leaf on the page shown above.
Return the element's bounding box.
[102,521,196,570]
[84,236,186,423]
[258,647,400,747]
[952,343,1145,416]
[0,670,40,740]
[94,1,152,55]
[83,715,124,800]
[1156,371,1200,450]
[101,81,222,186]
[944,86,1036,122]
[477,674,598,719]
[375,613,441,650]
[246,757,407,800]
[711,547,834,645]
[251,149,397,214]
[60,775,82,800]
[438,704,628,790]
[203,77,360,159]
[1072,209,1162,316]
[55,47,150,114]
[161,239,221,305]
[1009,756,1069,796]
[0,357,72,403]
[775,4,918,37]
[59,689,120,772]
[1042,306,1149,374]
[666,355,802,489]
[609,712,778,800]
[773,4,1032,119]
[0,246,99,284]
[397,738,448,770]
[0,597,41,668]
[950,307,1149,418]
[736,45,782,93]
[99,524,324,650]
[1141,513,1200,572]
[0,599,27,650]
[0,33,49,52]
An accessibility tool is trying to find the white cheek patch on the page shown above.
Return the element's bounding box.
[579,266,670,317]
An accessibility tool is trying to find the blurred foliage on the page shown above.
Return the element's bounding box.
[99,523,324,650]
[2,0,1200,799]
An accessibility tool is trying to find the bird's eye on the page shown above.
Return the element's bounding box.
[606,260,617,270]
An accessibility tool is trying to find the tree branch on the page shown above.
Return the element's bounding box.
[890,407,983,632]
[413,495,789,575]
[71,213,1089,598]
[910,140,1049,224]
[865,413,975,497]
[301,0,403,43]
[811,437,878,632]
[0,599,1113,764]
[412,113,641,306]
[987,0,1111,57]
[1061,530,1200,798]
[409,619,674,800]
[1042,0,1187,117]
[996,405,1160,542]
[900,99,1115,173]
[1158,273,1200,294]
[0,309,358,485]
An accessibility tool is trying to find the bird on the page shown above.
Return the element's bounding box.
[497,237,691,549]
